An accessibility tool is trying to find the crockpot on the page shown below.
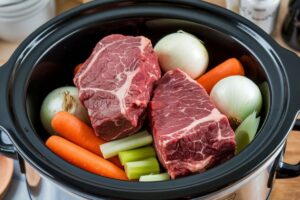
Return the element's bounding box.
[0,1,300,199]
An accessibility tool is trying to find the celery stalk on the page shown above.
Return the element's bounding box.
[100,130,153,159]
[118,146,156,165]
[235,111,260,154]
[259,82,270,117]
[125,157,160,180]
[139,173,170,182]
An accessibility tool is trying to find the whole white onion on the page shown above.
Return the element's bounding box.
[154,30,209,79]
[210,75,262,126]
[40,86,90,135]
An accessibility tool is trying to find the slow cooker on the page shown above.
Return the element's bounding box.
[0,1,300,199]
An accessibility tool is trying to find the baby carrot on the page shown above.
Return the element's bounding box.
[46,136,127,180]
[197,58,245,93]
[51,111,121,167]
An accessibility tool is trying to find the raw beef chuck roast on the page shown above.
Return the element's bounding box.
[149,69,236,179]
[74,34,161,141]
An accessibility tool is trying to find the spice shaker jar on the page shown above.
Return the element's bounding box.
[239,0,281,34]
[0,0,56,42]
[281,0,300,51]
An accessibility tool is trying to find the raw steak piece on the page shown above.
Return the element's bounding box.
[149,69,236,179]
[74,34,161,141]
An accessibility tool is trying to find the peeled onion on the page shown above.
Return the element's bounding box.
[154,30,209,79]
[210,75,262,126]
[40,86,89,135]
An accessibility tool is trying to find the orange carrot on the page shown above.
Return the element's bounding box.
[73,63,83,76]
[46,136,127,180]
[51,111,121,167]
[197,58,245,93]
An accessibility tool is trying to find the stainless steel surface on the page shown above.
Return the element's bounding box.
[3,161,83,200]
[20,144,283,200]
[195,144,283,200]
[3,161,29,200]
[25,163,84,200]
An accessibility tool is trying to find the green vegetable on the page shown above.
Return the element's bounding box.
[118,146,156,166]
[40,86,89,135]
[139,173,170,182]
[259,82,270,117]
[235,111,260,154]
[100,130,153,159]
[125,157,160,180]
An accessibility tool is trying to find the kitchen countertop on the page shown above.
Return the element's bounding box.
[0,0,299,200]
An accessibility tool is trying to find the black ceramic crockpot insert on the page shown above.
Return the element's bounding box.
[0,1,300,199]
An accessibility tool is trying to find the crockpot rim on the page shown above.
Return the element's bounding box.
[2,1,298,199]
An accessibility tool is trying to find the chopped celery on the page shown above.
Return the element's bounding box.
[125,157,160,180]
[118,146,156,166]
[235,111,260,154]
[100,130,153,159]
[139,173,170,182]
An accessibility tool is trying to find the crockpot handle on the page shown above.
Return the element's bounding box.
[277,162,300,178]
[274,48,300,179]
[294,120,300,131]
[0,63,17,159]
[276,122,300,178]
[279,48,300,110]
[0,126,17,159]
